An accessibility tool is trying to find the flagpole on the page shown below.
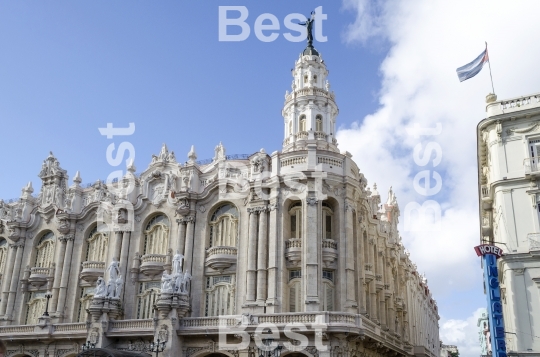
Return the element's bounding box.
[486,42,496,94]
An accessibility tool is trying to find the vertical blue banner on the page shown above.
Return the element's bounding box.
[482,252,507,357]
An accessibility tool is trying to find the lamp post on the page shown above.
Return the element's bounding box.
[149,339,166,357]
[43,291,53,317]
[82,341,96,351]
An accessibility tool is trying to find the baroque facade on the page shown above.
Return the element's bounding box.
[0,44,439,357]
[477,93,540,356]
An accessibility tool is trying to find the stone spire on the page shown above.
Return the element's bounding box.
[282,45,339,153]
[187,145,197,164]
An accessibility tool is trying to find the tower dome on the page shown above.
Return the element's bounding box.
[282,46,339,153]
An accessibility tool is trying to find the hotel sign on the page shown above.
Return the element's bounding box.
[474,244,507,357]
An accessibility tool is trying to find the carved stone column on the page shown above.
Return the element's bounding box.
[304,195,319,311]
[183,217,195,272]
[245,208,258,303]
[256,207,268,303]
[357,225,366,314]
[369,238,378,322]
[120,231,131,284]
[49,237,68,313]
[176,219,187,255]
[0,244,17,315]
[266,201,278,311]
[113,231,123,261]
[5,241,25,318]
[56,235,75,317]
[344,200,358,312]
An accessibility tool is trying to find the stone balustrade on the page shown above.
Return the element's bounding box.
[322,239,337,249]
[285,87,336,102]
[82,261,106,270]
[318,156,343,168]
[285,238,302,249]
[53,322,87,332]
[206,246,238,257]
[141,254,167,264]
[110,319,153,330]
[280,156,307,167]
[140,253,168,277]
[314,131,327,140]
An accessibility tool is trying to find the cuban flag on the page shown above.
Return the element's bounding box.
[456,48,489,82]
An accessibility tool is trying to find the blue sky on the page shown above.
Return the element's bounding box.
[4,1,540,355]
[0,1,384,196]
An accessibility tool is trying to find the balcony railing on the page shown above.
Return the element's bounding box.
[524,158,540,175]
[285,238,302,249]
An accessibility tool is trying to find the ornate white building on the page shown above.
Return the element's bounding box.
[0,44,439,357]
[477,93,540,356]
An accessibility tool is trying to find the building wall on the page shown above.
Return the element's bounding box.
[478,93,540,355]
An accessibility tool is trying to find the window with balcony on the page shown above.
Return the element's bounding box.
[300,115,307,132]
[316,115,323,132]
[205,275,235,316]
[322,281,335,311]
[136,281,160,319]
[35,232,55,268]
[85,227,108,262]
[288,279,302,312]
[322,202,333,239]
[25,291,46,324]
[289,202,302,239]
[143,215,169,255]
[209,204,238,248]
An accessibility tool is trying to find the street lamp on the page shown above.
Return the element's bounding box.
[43,291,53,317]
[149,339,166,357]
[82,341,96,351]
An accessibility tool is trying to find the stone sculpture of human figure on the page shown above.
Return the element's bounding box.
[175,271,184,293]
[95,277,107,297]
[107,280,116,298]
[180,270,192,293]
[298,11,315,46]
[161,270,173,293]
[115,275,124,298]
[107,258,120,282]
[172,250,184,275]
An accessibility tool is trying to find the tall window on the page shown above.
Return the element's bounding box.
[316,115,323,132]
[137,281,161,319]
[322,270,335,311]
[209,204,238,247]
[85,227,108,262]
[143,215,169,255]
[288,270,302,312]
[77,287,95,322]
[322,202,333,239]
[205,275,235,316]
[35,232,55,268]
[289,202,302,239]
[289,121,293,136]
[0,239,7,273]
[299,115,307,132]
[26,292,46,324]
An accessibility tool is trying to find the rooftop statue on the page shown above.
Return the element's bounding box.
[298,11,315,46]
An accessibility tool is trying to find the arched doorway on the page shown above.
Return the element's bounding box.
[76,349,151,357]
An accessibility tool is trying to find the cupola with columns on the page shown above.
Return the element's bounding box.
[282,45,339,153]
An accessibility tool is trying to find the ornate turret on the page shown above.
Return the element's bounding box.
[282,46,339,153]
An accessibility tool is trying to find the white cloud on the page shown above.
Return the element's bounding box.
[337,0,540,348]
[440,308,486,357]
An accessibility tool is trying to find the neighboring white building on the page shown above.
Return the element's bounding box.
[0,44,439,357]
[439,344,458,357]
[477,93,540,356]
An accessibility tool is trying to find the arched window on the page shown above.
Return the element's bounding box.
[205,275,235,316]
[289,202,302,239]
[209,204,238,247]
[137,281,161,319]
[323,270,335,311]
[143,215,169,255]
[0,239,7,273]
[316,115,323,132]
[322,202,333,240]
[35,232,55,268]
[26,292,46,324]
[288,270,302,312]
[85,226,108,262]
[299,115,307,132]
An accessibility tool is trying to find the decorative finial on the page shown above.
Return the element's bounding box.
[73,171,82,184]
[188,145,197,164]
[127,159,136,173]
